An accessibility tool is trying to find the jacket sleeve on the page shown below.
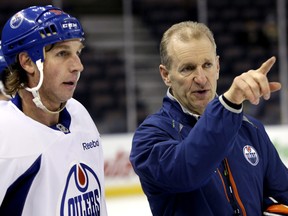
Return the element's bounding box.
[130,96,243,192]
[259,122,288,205]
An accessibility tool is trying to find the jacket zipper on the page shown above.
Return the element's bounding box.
[221,158,247,216]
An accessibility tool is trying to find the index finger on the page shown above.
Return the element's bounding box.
[258,56,276,75]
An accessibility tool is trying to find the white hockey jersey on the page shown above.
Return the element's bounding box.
[0,96,107,216]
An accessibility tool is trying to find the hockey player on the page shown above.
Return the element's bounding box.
[0,5,107,215]
[130,21,288,215]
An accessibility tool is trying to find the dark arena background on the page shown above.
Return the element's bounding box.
[0,0,287,215]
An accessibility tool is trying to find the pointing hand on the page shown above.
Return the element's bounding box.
[223,56,281,105]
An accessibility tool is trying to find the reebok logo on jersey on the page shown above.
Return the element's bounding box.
[60,163,102,216]
[82,140,99,150]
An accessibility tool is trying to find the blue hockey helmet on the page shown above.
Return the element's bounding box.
[1,5,85,66]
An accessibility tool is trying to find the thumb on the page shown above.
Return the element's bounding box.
[269,82,281,93]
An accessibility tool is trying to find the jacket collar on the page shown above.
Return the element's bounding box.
[166,88,200,120]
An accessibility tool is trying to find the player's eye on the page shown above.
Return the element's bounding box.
[56,50,69,57]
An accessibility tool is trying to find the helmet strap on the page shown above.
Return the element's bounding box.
[25,59,66,114]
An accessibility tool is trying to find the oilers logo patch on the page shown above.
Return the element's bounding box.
[10,12,24,29]
[60,163,102,216]
[243,145,259,166]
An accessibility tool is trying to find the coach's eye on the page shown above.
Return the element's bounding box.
[180,65,195,76]
[203,62,213,68]
[183,65,195,71]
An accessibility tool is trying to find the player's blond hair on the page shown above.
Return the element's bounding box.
[4,63,27,96]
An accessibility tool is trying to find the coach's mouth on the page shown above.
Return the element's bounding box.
[192,89,210,98]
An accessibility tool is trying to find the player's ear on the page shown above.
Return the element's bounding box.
[159,64,171,87]
[18,52,35,74]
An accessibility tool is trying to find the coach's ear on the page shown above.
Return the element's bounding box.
[159,64,171,87]
[216,55,220,80]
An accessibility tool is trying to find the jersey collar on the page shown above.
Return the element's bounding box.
[11,93,71,133]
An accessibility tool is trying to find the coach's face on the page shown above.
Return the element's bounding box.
[160,36,220,115]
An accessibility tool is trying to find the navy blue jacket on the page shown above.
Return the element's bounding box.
[130,95,288,215]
